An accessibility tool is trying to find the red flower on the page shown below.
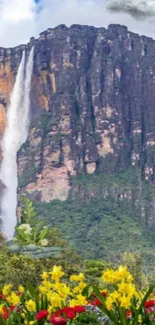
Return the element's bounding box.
[10,306,16,312]
[9,305,20,312]
[0,294,4,300]
[144,300,155,308]
[50,315,67,325]
[36,310,49,321]
[73,306,85,313]
[2,307,9,319]
[54,307,73,316]
[17,291,23,296]
[126,310,132,318]
[91,299,101,306]
[52,305,85,322]
[65,310,76,319]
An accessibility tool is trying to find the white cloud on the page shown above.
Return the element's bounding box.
[0,0,36,46]
[0,0,155,47]
[36,0,155,39]
[1,0,35,22]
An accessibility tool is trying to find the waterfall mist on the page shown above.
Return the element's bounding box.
[0,47,34,240]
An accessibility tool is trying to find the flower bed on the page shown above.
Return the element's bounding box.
[0,265,155,325]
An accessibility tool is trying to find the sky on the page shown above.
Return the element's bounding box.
[0,0,155,47]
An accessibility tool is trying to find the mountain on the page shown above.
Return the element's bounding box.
[1,24,155,265]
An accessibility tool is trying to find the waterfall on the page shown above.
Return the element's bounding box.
[0,47,34,240]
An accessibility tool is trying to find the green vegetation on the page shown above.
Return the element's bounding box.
[0,194,154,293]
[18,165,38,188]
[34,168,155,272]
[73,312,102,325]
[36,198,153,261]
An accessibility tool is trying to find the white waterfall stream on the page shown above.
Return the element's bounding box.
[0,47,34,240]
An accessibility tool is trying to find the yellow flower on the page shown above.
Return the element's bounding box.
[69,294,88,307]
[72,286,81,294]
[116,266,133,282]
[39,280,52,294]
[50,266,64,282]
[70,273,85,282]
[49,292,63,308]
[69,299,79,307]
[38,285,48,294]
[2,284,13,296]
[76,294,87,305]
[72,282,86,295]
[7,291,20,305]
[119,295,131,309]
[102,269,117,284]
[118,282,136,298]
[48,306,53,314]
[53,282,71,298]
[110,291,121,302]
[0,304,4,314]
[18,285,25,293]
[29,322,36,325]
[21,313,26,319]
[42,280,52,290]
[106,296,114,310]
[41,271,49,281]
[26,299,36,312]
[78,282,86,290]
[39,285,48,294]
[102,266,133,284]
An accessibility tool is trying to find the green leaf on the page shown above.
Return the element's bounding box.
[93,286,118,324]
[38,227,49,242]
[82,284,93,298]
[26,281,36,297]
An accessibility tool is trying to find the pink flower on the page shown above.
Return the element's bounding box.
[50,315,67,325]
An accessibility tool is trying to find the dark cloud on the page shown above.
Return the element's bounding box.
[107,0,155,19]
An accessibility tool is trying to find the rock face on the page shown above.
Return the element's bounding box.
[0,24,155,204]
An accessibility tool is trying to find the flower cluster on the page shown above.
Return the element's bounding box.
[101,266,137,310]
[90,266,155,325]
[0,265,155,325]
[37,266,88,310]
[0,265,88,325]
[50,306,86,324]
[15,222,49,247]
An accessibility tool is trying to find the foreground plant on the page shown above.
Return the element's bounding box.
[85,265,155,325]
[0,265,88,325]
[14,196,49,247]
[0,265,155,325]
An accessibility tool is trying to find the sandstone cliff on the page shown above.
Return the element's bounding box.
[0,24,155,207]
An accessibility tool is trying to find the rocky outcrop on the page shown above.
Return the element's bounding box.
[1,24,155,204]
